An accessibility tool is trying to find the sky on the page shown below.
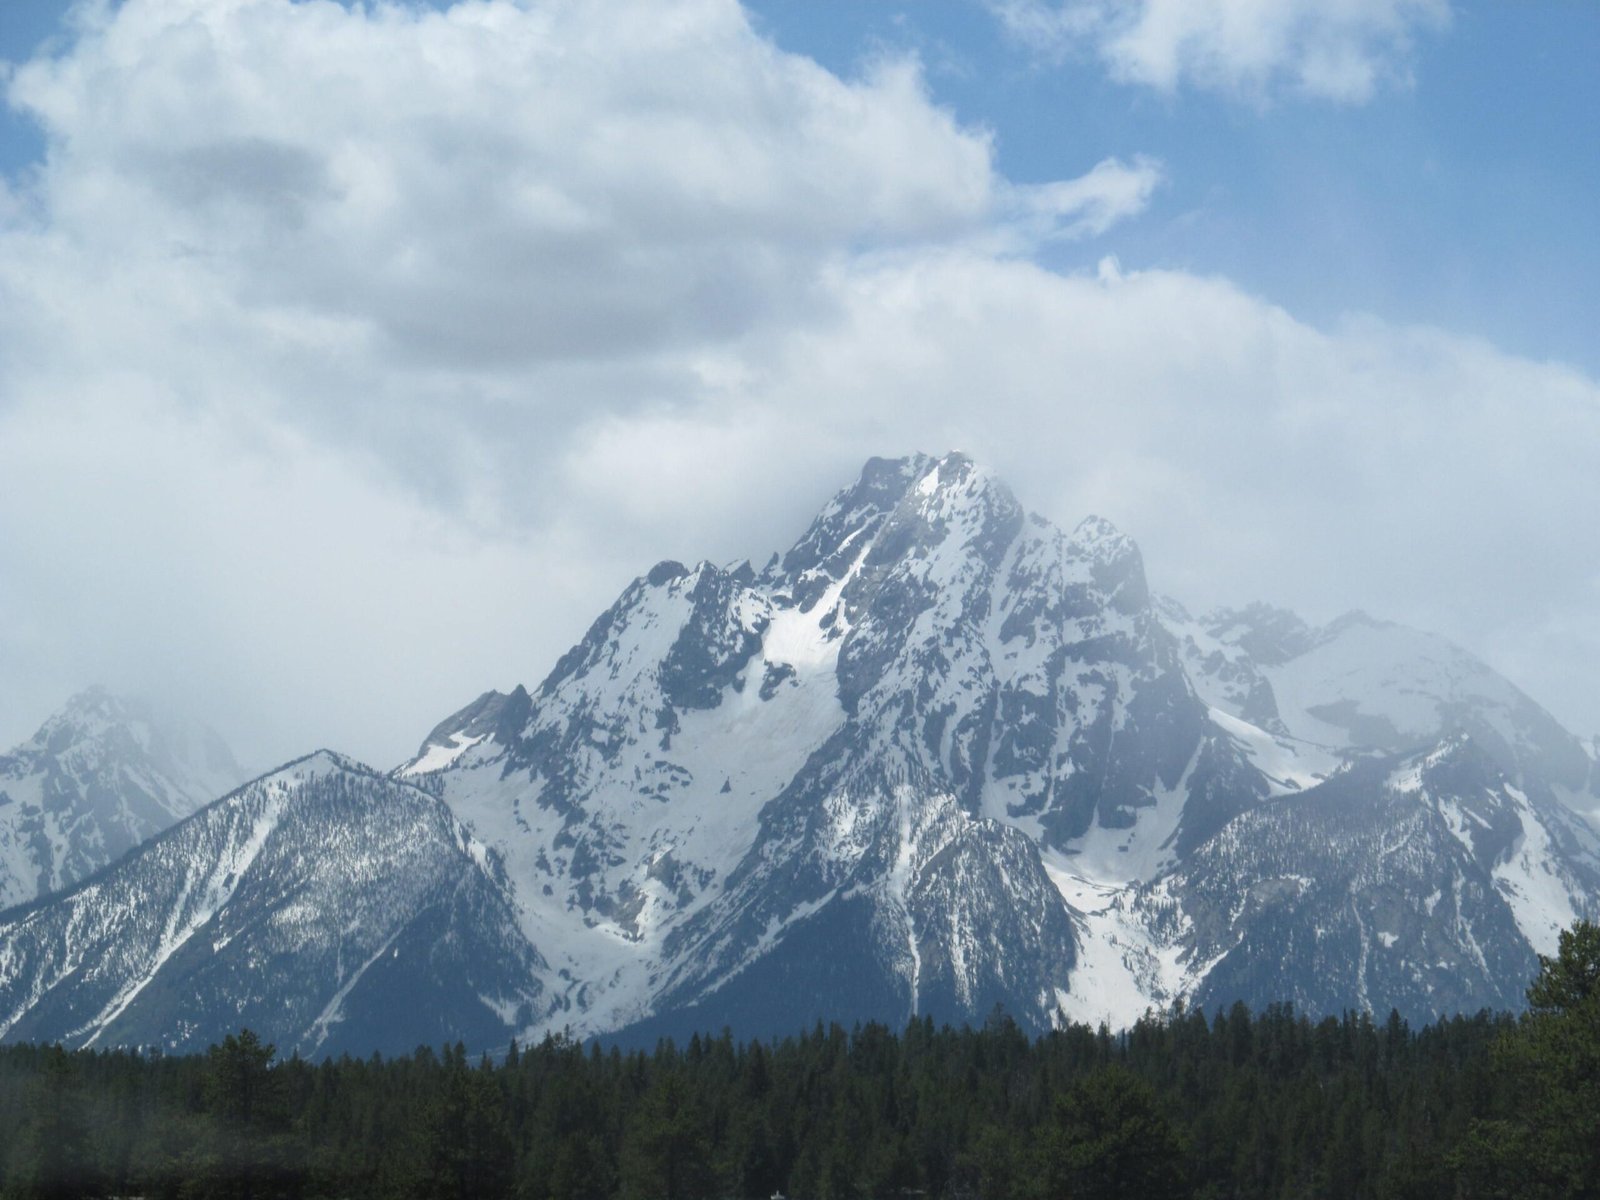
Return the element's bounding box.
[0,0,1596,771]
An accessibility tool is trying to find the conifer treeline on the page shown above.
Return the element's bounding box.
[1,922,1596,1200]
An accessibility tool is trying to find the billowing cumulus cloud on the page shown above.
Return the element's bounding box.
[0,0,1595,768]
[1,0,1157,512]
[988,0,1451,102]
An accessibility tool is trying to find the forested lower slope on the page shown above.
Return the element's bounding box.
[3,923,1597,1200]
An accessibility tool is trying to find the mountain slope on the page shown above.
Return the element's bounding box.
[0,752,547,1056]
[1166,603,1598,809]
[0,688,245,909]
[405,452,1600,1038]
[1164,736,1600,1022]
[405,453,1282,1038]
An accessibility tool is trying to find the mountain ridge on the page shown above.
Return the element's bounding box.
[0,451,1595,1053]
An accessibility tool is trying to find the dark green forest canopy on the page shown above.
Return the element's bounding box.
[2,921,1597,1200]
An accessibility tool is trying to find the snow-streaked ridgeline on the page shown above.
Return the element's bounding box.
[1,453,1596,1054]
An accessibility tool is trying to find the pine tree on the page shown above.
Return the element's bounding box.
[1033,1066,1187,1200]
[619,1070,713,1200]
[2,1046,100,1200]
[1454,921,1600,1198]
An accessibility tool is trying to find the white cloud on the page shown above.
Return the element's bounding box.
[0,0,1159,763]
[0,0,1595,768]
[988,0,1451,102]
[1003,155,1165,243]
[4,0,990,371]
[0,0,1159,507]
[537,251,1600,742]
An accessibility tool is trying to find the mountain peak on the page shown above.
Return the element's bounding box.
[1200,602,1316,667]
[1067,513,1135,559]
[18,687,242,784]
[908,451,1015,511]
[1064,514,1147,614]
[1322,609,1390,639]
[400,687,532,776]
[283,749,370,779]
[33,685,135,745]
[59,683,119,712]
[9,450,1600,1050]
[646,560,690,587]
[0,689,248,907]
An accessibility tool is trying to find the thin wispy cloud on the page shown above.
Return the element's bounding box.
[1002,156,1167,244]
[987,0,1451,102]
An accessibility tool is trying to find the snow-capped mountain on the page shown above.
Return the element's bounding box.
[1165,735,1600,1017]
[0,688,245,910]
[1164,601,1598,810]
[404,454,1127,1038]
[0,452,1595,1052]
[400,453,1598,1036]
[0,752,548,1056]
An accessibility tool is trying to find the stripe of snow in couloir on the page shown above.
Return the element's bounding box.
[1208,707,1340,794]
[1042,864,1222,1028]
[1489,785,1582,957]
[73,758,335,1044]
[889,784,923,1020]
[1060,744,1200,886]
[1033,751,1205,1029]
[304,925,405,1053]
[0,754,344,1042]
[1045,870,1161,1026]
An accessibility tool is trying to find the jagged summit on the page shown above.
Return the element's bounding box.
[401,689,530,776]
[388,451,1596,1037]
[1195,602,1316,667]
[1067,513,1136,556]
[21,686,241,783]
[387,450,1223,1039]
[32,685,127,739]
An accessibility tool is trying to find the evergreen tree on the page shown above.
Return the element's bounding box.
[1033,1066,1187,1200]
[619,1070,713,1200]
[2,1046,100,1200]
[190,1029,295,1200]
[1454,921,1600,1199]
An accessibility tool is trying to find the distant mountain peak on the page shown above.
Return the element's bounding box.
[31,685,139,747]
[1198,603,1316,666]
[0,689,247,908]
[1321,608,1389,638]
[1068,513,1131,553]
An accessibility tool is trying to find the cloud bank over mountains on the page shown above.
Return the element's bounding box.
[0,0,1593,765]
